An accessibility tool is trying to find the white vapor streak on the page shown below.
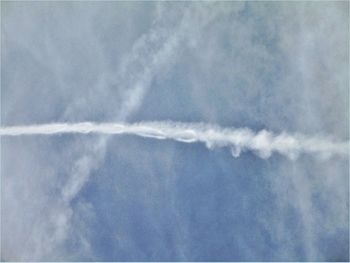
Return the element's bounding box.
[1,121,348,159]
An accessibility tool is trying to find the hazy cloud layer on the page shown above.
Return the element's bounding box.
[1,2,348,261]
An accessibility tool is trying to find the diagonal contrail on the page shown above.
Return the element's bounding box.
[0,121,348,159]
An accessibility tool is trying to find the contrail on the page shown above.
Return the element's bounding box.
[0,121,348,159]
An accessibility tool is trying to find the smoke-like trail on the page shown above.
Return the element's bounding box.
[1,121,348,159]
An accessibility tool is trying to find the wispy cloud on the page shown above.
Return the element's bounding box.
[1,2,348,261]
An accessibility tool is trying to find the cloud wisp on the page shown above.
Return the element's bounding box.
[1,121,347,159]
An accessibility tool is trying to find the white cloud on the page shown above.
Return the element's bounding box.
[1,121,348,160]
[1,2,348,261]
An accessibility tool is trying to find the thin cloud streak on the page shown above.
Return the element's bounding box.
[1,121,348,159]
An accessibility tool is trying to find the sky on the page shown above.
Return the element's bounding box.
[0,1,349,261]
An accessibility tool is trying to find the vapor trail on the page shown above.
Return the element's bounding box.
[1,121,348,159]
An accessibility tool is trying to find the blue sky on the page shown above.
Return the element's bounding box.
[1,1,349,261]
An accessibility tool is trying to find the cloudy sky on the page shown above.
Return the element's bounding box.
[1,1,349,261]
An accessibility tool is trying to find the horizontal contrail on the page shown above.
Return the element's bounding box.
[0,121,348,159]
